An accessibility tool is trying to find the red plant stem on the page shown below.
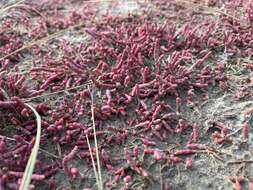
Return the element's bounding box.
[185,158,193,169]
[62,146,78,175]
[142,138,156,146]
[191,124,199,143]
[176,97,181,114]
[8,171,45,180]
[170,155,183,163]
[0,101,18,108]
[186,143,208,150]
[3,145,27,158]
[40,73,63,90]
[242,123,250,138]
[133,145,139,158]
[173,149,197,156]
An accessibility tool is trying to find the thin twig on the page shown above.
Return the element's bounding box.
[23,80,92,102]
[227,160,253,165]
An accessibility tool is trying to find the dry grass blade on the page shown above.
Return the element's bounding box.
[82,84,103,190]
[19,103,41,190]
[88,85,103,190]
[0,0,25,14]
[175,0,246,25]
[0,22,85,62]
[85,134,100,189]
